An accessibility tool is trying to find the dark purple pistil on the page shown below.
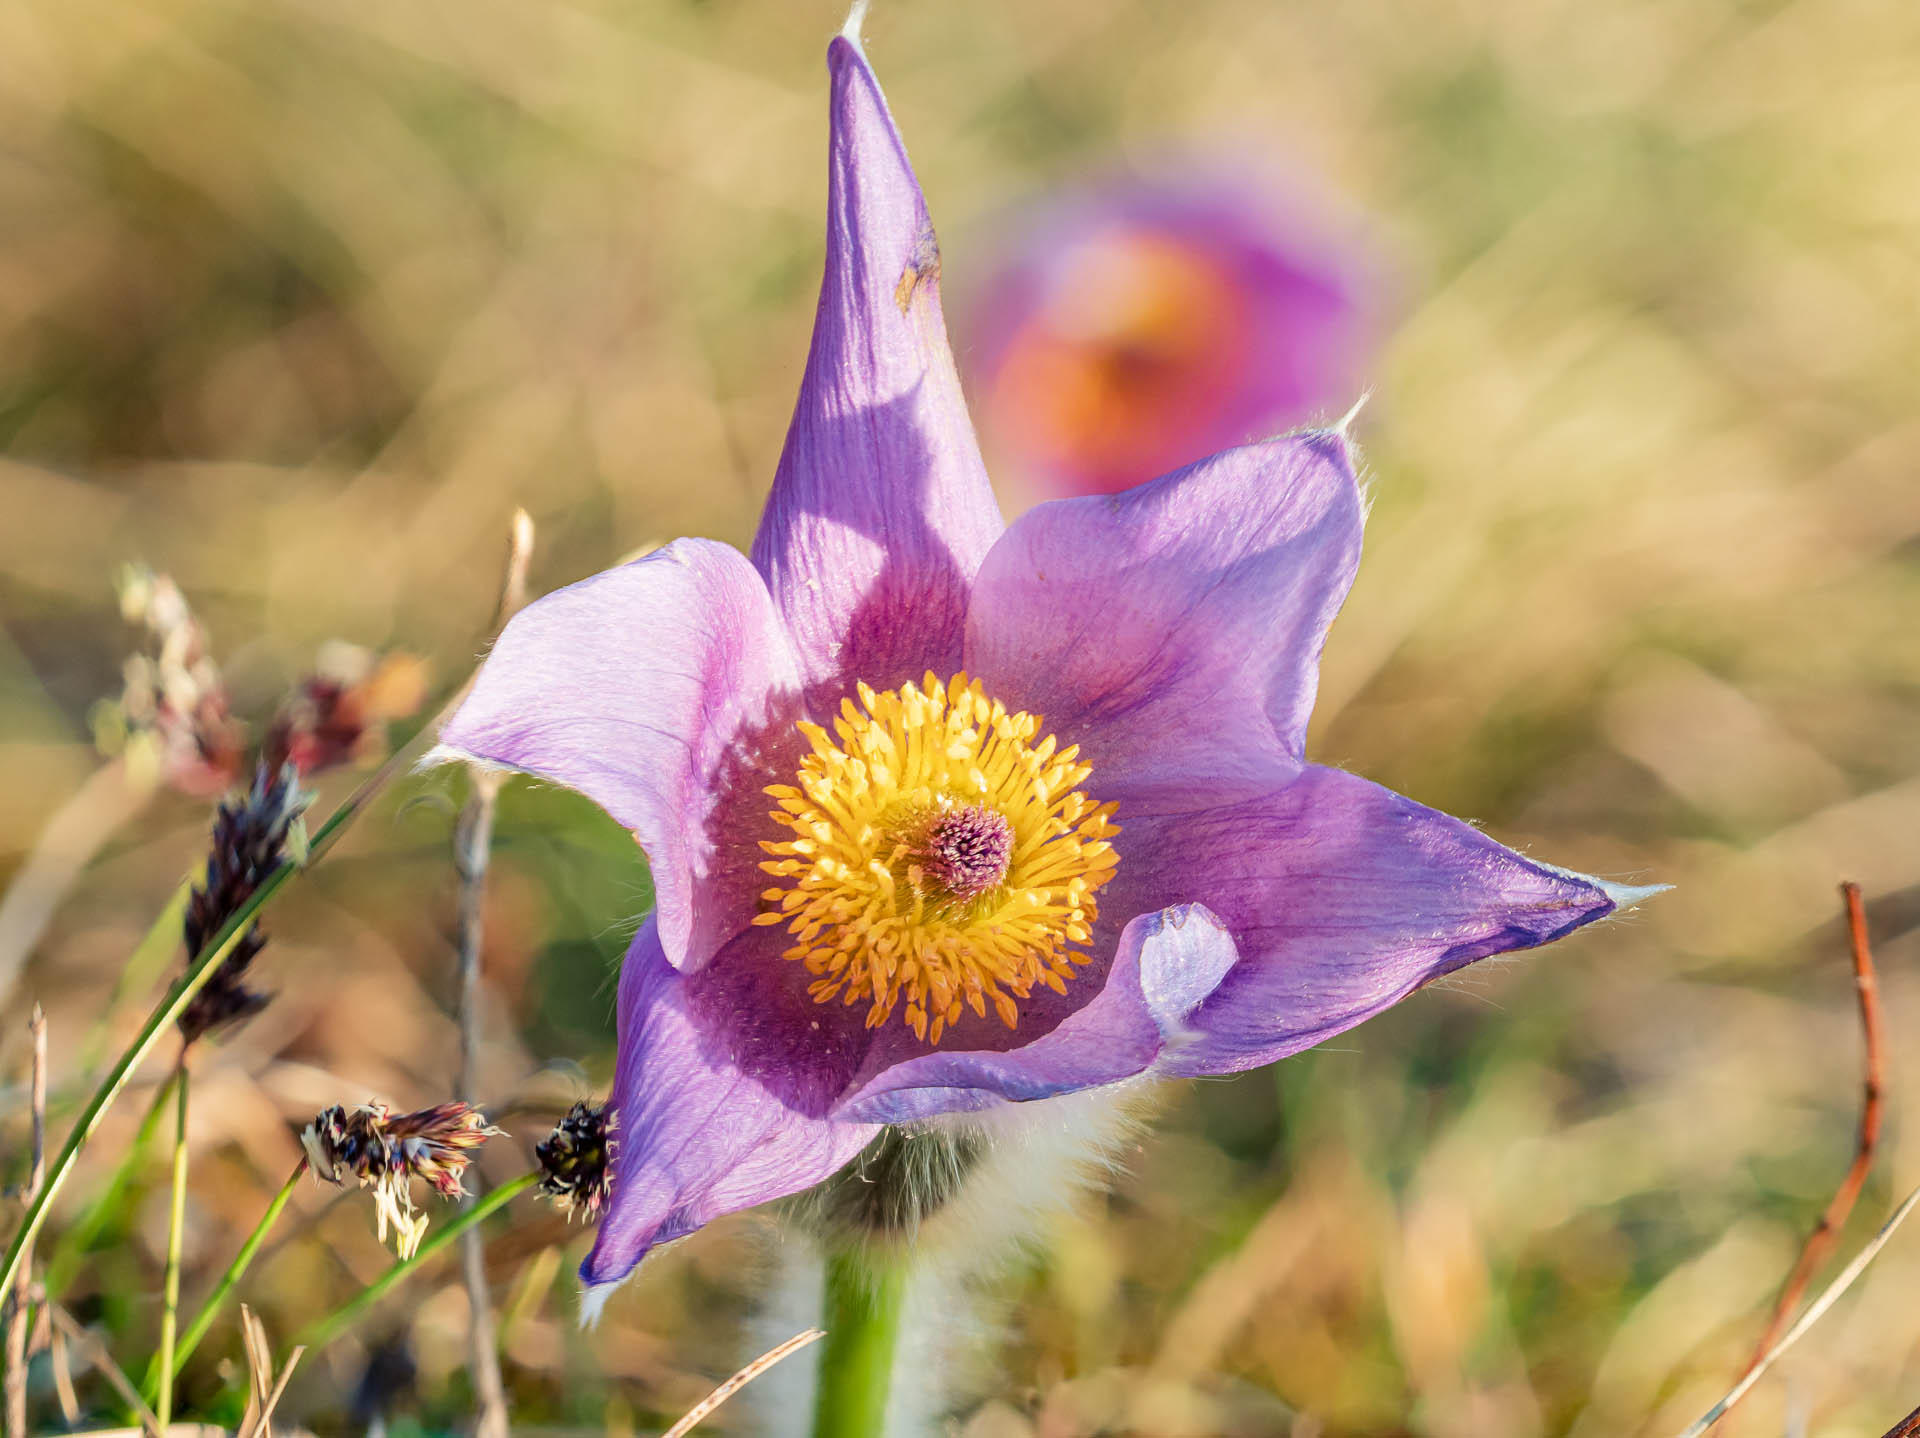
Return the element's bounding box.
[920,803,1014,900]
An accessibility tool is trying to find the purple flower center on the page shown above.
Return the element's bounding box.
[916,803,1015,901]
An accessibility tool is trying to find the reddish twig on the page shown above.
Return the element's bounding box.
[1742,881,1885,1372]
[1676,1181,1920,1438]
[1879,1401,1920,1438]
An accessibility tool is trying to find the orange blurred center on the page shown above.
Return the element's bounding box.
[990,232,1249,484]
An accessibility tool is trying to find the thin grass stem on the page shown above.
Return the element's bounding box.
[454,509,531,1438]
[0,787,362,1303]
[3,1006,48,1438]
[1675,1179,1920,1438]
[43,1070,177,1300]
[80,880,192,1072]
[665,1328,824,1438]
[153,1064,190,1429]
[293,1171,537,1355]
[144,1158,308,1399]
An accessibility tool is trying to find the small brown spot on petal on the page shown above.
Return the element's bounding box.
[896,227,942,312]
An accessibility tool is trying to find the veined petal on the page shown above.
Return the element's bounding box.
[749,36,1003,697]
[832,903,1239,1124]
[965,430,1363,801]
[1125,765,1618,1077]
[433,539,800,972]
[582,919,879,1294]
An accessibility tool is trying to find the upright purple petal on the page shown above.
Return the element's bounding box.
[583,919,878,1293]
[1113,765,1617,1077]
[966,431,1363,799]
[433,539,800,972]
[750,37,1004,697]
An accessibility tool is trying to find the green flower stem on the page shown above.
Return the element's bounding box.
[43,1066,178,1300]
[154,1065,190,1429]
[294,1171,537,1355]
[811,1247,906,1438]
[0,791,362,1304]
[144,1157,308,1401]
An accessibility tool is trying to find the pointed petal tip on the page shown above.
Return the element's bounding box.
[1331,389,1371,440]
[577,1273,622,1330]
[840,0,871,47]
[1533,858,1669,915]
[1597,878,1672,912]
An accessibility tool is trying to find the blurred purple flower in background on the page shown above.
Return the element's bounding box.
[962,165,1376,500]
[431,31,1644,1305]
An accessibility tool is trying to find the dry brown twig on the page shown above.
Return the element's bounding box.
[234,1304,303,1438]
[457,508,536,1438]
[3,1006,47,1438]
[1744,881,1885,1370]
[661,1328,826,1438]
[43,1301,78,1425]
[1676,882,1900,1438]
[46,1305,160,1438]
[1677,1181,1920,1438]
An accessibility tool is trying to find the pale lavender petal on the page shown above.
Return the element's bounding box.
[434,539,800,972]
[832,904,1239,1124]
[750,37,1003,696]
[582,919,879,1288]
[1120,766,1618,1077]
[966,430,1362,797]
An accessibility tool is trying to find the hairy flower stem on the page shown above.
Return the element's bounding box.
[154,1065,190,1430]
[43,1070,177,1300]
[143,1157,307,1400]
[294,1172,536,1356]
[811,1249,906,1438]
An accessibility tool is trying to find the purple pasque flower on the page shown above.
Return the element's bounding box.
[961,162,1376,501]
[431,28,1645,1304]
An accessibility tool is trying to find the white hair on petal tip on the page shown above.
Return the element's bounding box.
[1332,389,1371,439]
[842,0,871,47]
[1528,857,1671,915]
[576,1275,622,1330]
[1595,878,1672,911]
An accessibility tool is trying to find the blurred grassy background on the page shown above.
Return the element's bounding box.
[3,0,1919,1432]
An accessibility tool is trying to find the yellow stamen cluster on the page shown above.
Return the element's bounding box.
[755,673,1121,1043]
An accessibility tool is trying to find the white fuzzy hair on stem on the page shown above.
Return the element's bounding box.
[743,1082,1153,1436]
